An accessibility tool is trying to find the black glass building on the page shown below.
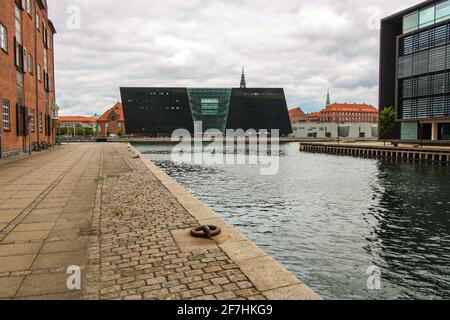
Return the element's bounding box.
[380,0,450,141]
[120,87,293,136]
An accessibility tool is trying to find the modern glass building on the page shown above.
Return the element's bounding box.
[120,87,293,136]
[380,0,450,141]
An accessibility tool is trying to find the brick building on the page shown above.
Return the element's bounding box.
[288,107,307,124]
[59,116,98,130]
[306,112,321,123]
[97,102,126,136]
[318,103,379,124]
[0,0,56,158]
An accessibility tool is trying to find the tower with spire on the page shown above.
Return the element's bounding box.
[326,89,331,108]
[240,67,247,89]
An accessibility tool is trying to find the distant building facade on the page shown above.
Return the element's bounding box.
[0,0,57,158]
[292,123,378,139]
[380,0,450,141]
[120,70,292,137]
[97,102,125,136]
[120,88,293,137]
[319,103,378,124]
[288,107,307,124]
[304,103,378,124]
[59,116,97,130]
[306,112,321,123]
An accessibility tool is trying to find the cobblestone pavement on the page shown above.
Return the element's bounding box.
[1,143,316,300]
[0,144,264,300]
[82,144,265,300]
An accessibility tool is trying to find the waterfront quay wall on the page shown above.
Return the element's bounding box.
[300,143,450,164]
[128,144,321,300]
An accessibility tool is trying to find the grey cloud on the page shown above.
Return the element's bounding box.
[48,0,422,115]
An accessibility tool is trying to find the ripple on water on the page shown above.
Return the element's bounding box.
[136,142,450,300]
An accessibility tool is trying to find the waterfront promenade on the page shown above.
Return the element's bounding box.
[0,143,319,300]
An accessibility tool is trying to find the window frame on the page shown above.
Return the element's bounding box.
[39,112,43,132]
[30,108,35,132]
[2,99,11,131]
[36,13,40,31]
[28,53,33,74]
[37,63,41,81]
[0,24,7,53]
[27,0,31,16]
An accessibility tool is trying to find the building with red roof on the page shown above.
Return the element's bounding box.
[97,102,125,136]
[306,112,321,123]
[59,116,98,128]
[288,107,307,124]
[318,103,378,124]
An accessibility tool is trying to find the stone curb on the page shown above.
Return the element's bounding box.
[127,144,321,300]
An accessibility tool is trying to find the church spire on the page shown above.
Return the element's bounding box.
[240,67,247,89]
[326,89,331,108]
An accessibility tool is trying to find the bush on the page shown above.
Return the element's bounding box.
[379,106,396,146]
[118,128,125,137]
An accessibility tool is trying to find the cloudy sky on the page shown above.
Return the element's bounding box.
[48,0,422,116]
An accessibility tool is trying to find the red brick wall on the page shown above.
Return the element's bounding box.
[0,0,56,157]
[98,121,125,136]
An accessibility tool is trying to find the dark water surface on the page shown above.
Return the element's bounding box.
[133,142,450,300]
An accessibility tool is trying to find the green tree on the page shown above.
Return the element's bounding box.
[118,127,125,137]
[58,127,68,136]
[84,128,94,136]
[75,126,85,136]
[379,106,397,146]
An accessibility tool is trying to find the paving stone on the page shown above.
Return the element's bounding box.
[0,255,36,273]
[0,277,23,298]
[15,272,73,297]
[0,243,42,257]
[31,251,85,270]
[4,230,50,242]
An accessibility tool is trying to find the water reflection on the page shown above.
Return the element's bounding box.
[134,142,450,300]
[365,161,450,299]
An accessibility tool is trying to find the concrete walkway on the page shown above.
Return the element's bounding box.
[0,144,99,299]
[0,143,319,300]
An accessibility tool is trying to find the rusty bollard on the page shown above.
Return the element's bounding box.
[190,225,221,239]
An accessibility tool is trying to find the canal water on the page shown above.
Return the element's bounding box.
[133,142,450,300]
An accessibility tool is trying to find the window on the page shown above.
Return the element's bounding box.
[403,11,419,33]
[15,4,21,44]
[28,54,33,74]
[430,46,446,72]
[43,48,47,72]
[412,51,429,76]
[400,78,413,98]
[30,108,35,132]
[417,75,430,96]
[2,99,10,130]
[22,47,27,72]
[201,98,219,115]
[37,64,41,81]
[432,24,447,47]
[36,13,40,31]
[27,0,31,15]
[417,31,430,52]
[39,112,43,132]
[436,0,450,22]
[0,24,7,52]
[419,6,435,28]
[433,73,446,94]
[398,55,413,78]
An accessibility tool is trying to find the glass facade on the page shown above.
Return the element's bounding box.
[398,20,450,120]
[439,123,450,139]
[403,1,450,34]
[187,88,232,132]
